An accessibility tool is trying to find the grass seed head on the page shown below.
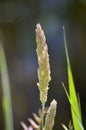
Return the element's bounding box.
[36,23,51,105]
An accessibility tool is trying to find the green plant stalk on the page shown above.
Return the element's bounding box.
[63,26,84,130]
[0,42,14,130]
[41,104,44,130]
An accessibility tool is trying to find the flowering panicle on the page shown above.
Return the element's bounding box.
[45,99,57,130]
[21,24,57,130]
[36,23,51,106]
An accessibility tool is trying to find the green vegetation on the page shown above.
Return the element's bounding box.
[0,42,14,130]
[62,27,84,130]
[21,24,84,130]
[0,24,84,130]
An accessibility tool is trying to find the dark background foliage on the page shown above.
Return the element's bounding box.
[0,0,86,130]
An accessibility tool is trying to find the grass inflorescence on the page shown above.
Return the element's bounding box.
[0,23,84,130]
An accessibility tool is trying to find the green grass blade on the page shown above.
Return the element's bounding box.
[62,83,84,130]
[63,26,84,130]
[0,42,14,130]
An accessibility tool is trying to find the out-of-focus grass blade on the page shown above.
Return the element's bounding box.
[0,42,14,130]
[63,27,84,130]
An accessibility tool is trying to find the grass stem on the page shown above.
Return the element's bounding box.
[0,42,14,130]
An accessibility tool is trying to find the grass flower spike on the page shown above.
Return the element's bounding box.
[45,99,57,130]
[36,23,51,107]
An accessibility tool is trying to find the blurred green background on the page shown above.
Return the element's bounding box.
[0,0,86,130]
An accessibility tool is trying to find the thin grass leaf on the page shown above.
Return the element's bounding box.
[77,93,82,118]
[69,120,73,130]
[62,121,73,130]
[62,82,82,122]
[63,26,84,130]
[62,83,84,130]
[0,42,14,130]
[62,124,69,130]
